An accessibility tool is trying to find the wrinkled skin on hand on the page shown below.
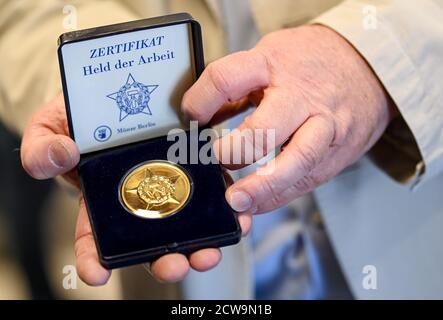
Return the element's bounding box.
[21,25,395,285]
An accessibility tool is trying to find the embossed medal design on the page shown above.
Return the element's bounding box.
[119,161,192,219]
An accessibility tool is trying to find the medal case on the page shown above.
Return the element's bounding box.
[58,13,241,269]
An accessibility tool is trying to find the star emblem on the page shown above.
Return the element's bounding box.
[107,73,158,121]
[126,169,182,210]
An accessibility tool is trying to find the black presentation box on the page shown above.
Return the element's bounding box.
[58,13,241,269]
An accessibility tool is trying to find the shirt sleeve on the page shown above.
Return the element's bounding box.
[312,0,443,189]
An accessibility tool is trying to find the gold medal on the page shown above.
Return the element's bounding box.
[119,161,192,219]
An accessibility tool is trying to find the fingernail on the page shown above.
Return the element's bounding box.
[48,140,72,169]
[228,191,252,212]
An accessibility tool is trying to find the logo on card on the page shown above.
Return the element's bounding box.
[107,73,158,121]
[94,125,112,142]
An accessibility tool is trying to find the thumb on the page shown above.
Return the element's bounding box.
[21,95,80,179]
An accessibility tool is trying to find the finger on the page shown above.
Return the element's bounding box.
[187,217,255,270]
[149,216,251,278]
[150,253,190,283]
[209,89,264,126]
[189,248,222,272]
[221,169,234,187]
[182,50,270,124]
[151,210,252,276]
[209,97,252,126]
[214,88,310,170]
[221,171,253,235]
[75,196,111,286]
[225,115,335,213]
[238,211,253,236]
[21,94,79,179]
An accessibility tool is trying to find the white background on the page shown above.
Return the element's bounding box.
[61,23,193,154]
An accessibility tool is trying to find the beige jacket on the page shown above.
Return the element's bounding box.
[1,0,442,298]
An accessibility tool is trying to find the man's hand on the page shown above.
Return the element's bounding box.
[182,25,396,214]
[21,24,395,285]
[21,94,252,286]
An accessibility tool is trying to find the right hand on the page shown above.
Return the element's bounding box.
[21,93,252,286]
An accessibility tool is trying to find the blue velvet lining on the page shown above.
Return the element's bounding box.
[79,132,240,267]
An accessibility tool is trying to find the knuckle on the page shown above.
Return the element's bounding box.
[239,117,257,145]
[240,115,273,159]
[269,195,282,210]
[206,61,231,100]
[260,175,281,205]
[292,175,317,193]
[320,113,339,146]
[288,143,319,173]
[242,113,271,132]
[182,94,206,122]
[256,32,279,54]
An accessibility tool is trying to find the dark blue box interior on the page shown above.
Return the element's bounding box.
[79,131,241,268]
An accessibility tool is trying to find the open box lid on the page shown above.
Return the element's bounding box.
[58,13,203,155]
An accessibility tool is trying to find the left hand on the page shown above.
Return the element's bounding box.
[20,93,252,285]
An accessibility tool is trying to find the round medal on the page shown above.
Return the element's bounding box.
[119,161,192,219]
